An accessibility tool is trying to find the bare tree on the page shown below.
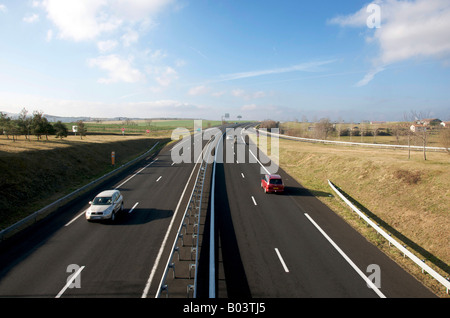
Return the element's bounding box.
[440,126,450,153]
[315,118,334,140]
[410,110,430,160]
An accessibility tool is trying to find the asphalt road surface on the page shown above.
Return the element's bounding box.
[0,124,437,299]
[213,125,436,298]
[0,134,209,297]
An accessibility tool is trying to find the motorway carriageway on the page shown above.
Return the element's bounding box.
[0,124,436,298]
[0,131,211,297]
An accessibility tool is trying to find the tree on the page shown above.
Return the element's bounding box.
[440,126,450,153]
[54,121,68,140]
[411,111,430,160]
[315,118,334,140]
[17,108,32,140]
[31,111,46,140]
[76,120,87,139]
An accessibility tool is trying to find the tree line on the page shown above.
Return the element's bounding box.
[0,108,87,141]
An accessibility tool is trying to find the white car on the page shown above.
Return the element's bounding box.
[86,189,124,222]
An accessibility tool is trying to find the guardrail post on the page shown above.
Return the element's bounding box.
[189,264,196,279]
[169,263,175,278]
[161,284,169,298]
[187,284,194,298]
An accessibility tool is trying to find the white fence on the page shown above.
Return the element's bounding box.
[259,129,447,152]
[328,180,450,295]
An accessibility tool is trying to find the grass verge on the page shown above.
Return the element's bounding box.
[258,134,450,297]
[0,134,170,230]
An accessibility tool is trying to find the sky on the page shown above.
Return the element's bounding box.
[0,0,449,122]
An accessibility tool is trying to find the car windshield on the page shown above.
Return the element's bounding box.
[270,179,282,185]
[92,197,112,205]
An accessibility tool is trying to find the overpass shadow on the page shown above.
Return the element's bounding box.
[214,162,252,298]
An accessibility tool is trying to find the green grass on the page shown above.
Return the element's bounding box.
[68,119,224,135]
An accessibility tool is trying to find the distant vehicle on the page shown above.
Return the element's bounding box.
[261,174,284,193]
[86,189,124,222]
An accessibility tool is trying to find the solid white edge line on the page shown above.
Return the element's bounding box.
[304,213,386,298]
[64,210,86,226]
[55,265,85,298]
[275,248,289,273]
[65,157,159,226]
[248,148,270,175]
[141,144,207,298]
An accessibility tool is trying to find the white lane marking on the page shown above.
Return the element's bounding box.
[241,173,245,178]
[156,176,162,182]
[115,158,158,189]
[65,210,87,226]
[304,213,386,298]
[275,248,289,273]
[171,162,176,166]
[251,196,257,206]
[248,149,270,174]
[65,157,159,226]
[129,202,139,214]
[55,266,85,298]
[142,139,213,298]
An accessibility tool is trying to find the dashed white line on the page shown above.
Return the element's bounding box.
[241,173,245,178]
[251,196,257,206]
[129,202,139,214]
[115,158,158,189]
[275,248,289,273]
[156,176,162,182]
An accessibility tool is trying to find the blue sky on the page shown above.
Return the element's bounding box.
[0,0,449,122]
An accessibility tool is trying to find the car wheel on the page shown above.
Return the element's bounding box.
[111,211,116,222]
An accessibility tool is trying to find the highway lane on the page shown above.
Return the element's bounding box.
[215,127,436,298]
[0,134,210,297]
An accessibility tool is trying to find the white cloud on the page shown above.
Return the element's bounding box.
[97,40,118,53]
[218,60,337,82]
[110,0,174,21]
[231,89,267,100]
[330,0,450,86]
[40,0,174,42]
[241,104,258,111]
[46,29,53,42]
[42,0,122,42]
[0,4,7,13]
[88,54,145,84]
[23,13,40,23]
[121,28,139,47]
[153,66,178,87]
[188,85,210,96]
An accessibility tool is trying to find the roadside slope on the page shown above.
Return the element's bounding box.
[0,135,169,230]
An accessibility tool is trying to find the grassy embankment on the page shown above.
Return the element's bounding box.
[256,129,449,297]
[0,119,220,231]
